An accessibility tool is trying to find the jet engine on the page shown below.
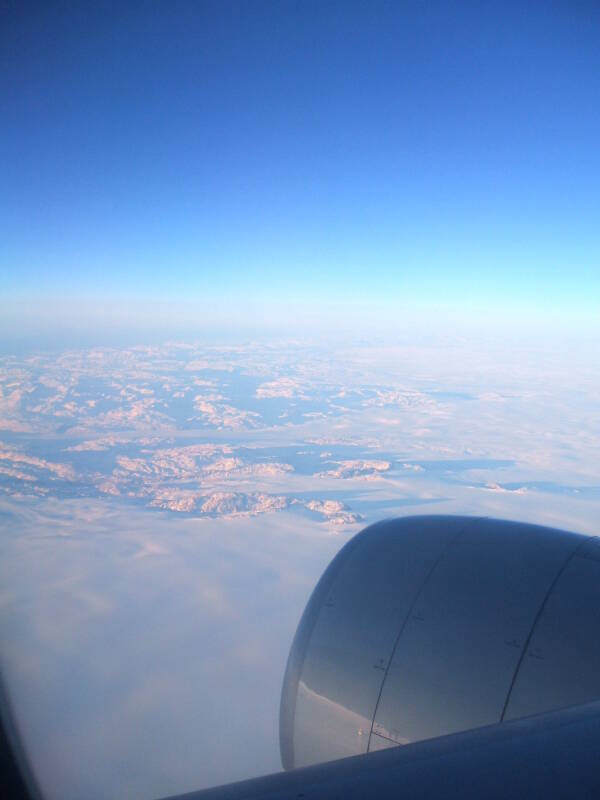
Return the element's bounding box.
[280,515,600,769]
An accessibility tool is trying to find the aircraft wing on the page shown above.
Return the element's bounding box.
[161,699,600,800]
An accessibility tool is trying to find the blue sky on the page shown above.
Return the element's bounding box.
[2,1,599,342]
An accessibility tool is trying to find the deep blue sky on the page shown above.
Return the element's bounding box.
[2,1,599,341]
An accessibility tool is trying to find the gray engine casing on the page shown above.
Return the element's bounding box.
[280,516,600,769]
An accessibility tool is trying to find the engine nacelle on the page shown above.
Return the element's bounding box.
[280,515,600,769]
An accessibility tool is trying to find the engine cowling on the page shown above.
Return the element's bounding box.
[280,515,600,770]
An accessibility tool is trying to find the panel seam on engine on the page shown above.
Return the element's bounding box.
[499,534,595,722]
[366,516,484,752]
